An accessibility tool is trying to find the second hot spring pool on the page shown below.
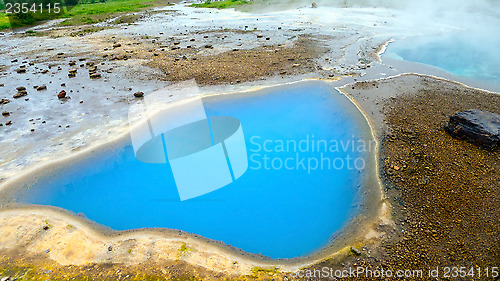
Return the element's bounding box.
[11,81,375,259]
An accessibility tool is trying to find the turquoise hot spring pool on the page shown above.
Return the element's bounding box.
[12,81,374,259]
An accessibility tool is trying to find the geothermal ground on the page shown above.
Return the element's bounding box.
[0,1,499,280]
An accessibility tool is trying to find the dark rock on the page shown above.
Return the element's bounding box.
[350,246,361,256]
[134,91,144,98]
[1,99,10,104]
[108,246,113,251]
[5,120,12,126]
[36,85,47,91]
[256,34,263,38]
[16,86,26,91]
[173,41,180,45]
[2,111,9,116]
[69,69,77,74]
[311,2,318,8]
[113,43,121,48]
[89,73,101,79]
[57,90,67,99]
[69,61,76,66]
[445,109,500,150]
[204,44,213,49]
[16,68,26,73]
[13,91,27,99]
[61,83,66,87]
[0,84,4,87]
[41,69,49,74]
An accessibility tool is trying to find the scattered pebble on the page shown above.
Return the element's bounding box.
[134,92,144,98]
[57,90,67,99]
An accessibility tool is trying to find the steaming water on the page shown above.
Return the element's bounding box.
[15,81,372,259]
[385,32,500,90]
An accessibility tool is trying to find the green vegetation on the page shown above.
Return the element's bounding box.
[0,0,168,30]
[59,0,154,26]
[250,267,279,278]
[190,0,251,9]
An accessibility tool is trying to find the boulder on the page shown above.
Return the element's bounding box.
[445,109,500,150]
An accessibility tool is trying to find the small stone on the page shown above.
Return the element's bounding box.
[190,38,195,41]
[256,34,263,38]
[134,92,144,98]
[16,86,26,91]
[80,100,84,104]
[1,99,10,104]
[113,43,121,48]
[13,91,27,99]
[311,2,318,8]
[69,69,77,74]
[2,111,9,116]
[0,83,4,87]
[266,37,270,40]
[57,90,67,99]
[350,246,361,256]
[61,83,66,87]
[6,121,12,126]
[41,69,49,74]
[204,44,213,49]
[173,41,180,45]
[280,70,287,75]
[89,73,101,79]
[45,249,50,253]
[16,68,26,73]
[108,246,113,251]
[292,63,301,67]
[69,61,76,66]
[36,85,47,91]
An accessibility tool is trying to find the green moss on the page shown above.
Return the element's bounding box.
[250,266,279,277]
[190,0,251,9]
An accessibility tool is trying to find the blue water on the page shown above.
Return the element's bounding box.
[386,32,500,90]
[16,81,370,258]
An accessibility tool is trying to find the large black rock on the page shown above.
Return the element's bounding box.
[445,109,500,150]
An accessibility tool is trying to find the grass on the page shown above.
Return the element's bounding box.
[59,0,154,26]
[0,0,167,30]
[190,0,251,9]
